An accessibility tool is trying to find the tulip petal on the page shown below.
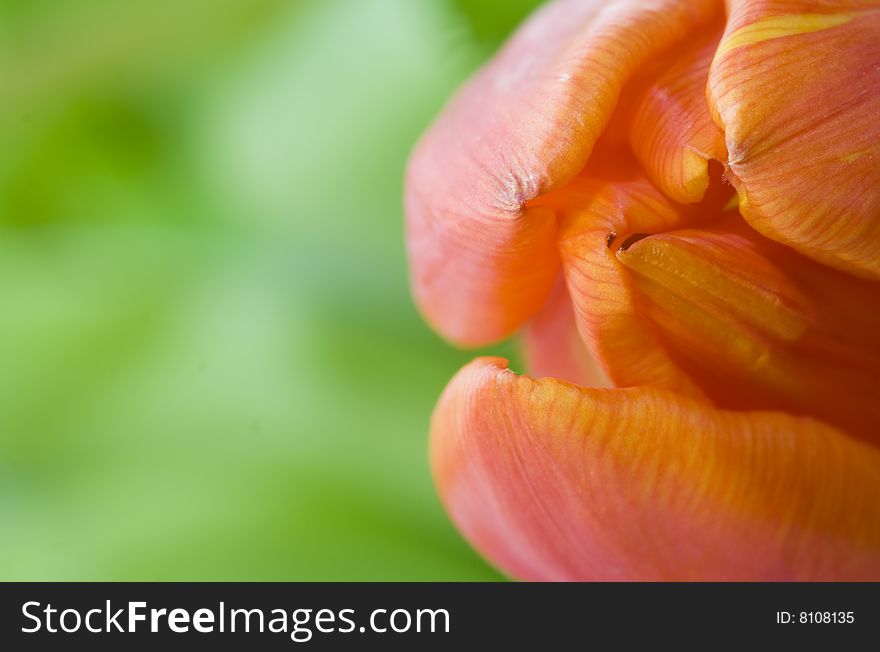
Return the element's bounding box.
[432,357,880,581]
[523,279,612,388]
[406,0,719,346]
[625,19,727,203]
[708,0,880,278]
[550,158,711,399]
[616,215,880,444]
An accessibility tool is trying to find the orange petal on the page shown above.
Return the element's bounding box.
[625,18,727,203]
[406,0,719,346]
[432,357,880,580]
[616,214,880,445]
[708,0,880,278]
[522,278,611,387]
[550,157,711,398]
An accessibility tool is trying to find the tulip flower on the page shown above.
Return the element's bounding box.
[405,0,880,580]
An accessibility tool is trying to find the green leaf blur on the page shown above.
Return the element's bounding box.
[0,0,543,580]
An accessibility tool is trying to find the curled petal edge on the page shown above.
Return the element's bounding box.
[431,357,880,581]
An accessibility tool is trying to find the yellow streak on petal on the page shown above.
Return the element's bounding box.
[841,147,875,164]
[722,193,740,212]
[681,147,709,197]
[617,236,808,345]
[717,13,853,57]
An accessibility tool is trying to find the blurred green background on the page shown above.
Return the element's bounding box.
[0,0,543,580]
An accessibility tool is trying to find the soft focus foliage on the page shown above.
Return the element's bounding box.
[0,0,541,580]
